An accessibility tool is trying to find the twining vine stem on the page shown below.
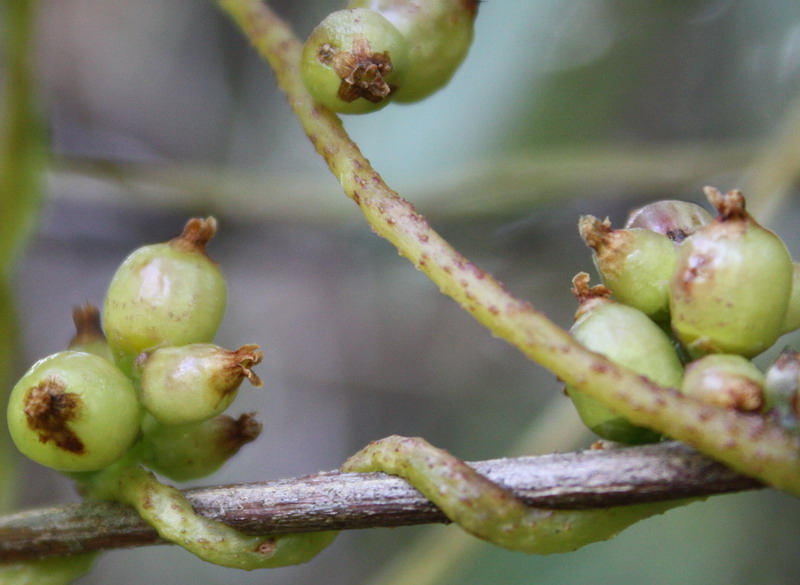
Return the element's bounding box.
[216,0,800,494]
[0,442,762,561]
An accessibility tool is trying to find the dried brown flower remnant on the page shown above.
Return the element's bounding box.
[317,37,395,104]
[24,378,84,454]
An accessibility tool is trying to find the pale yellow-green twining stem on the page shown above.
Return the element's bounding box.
[114,466,337,570]
[343,436,691,554]
[218,0,800,495]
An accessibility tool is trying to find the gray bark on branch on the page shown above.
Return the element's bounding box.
[0,441,762,562]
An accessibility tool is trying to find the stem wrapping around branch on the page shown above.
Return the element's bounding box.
[216,0,800,496]
[0,442,761,562]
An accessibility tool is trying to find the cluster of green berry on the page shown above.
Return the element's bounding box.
[568,187,800,444]
[300,0,479,114]
[6,218,263,479]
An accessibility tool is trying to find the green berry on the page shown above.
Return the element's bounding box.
[781,263,800,335]
[680,354,764,412]
[579,215,677,322]
[764,348,800,430]
[300,8,409,114]
[135,343,262,426]
[68,304,113,361]
[6,351,141,472]
[669,187,794,358]
[102,218,227,375]
[625,199,713,243]
[139,413,262,481]
[566,274,684,444]
[348,0,479,102]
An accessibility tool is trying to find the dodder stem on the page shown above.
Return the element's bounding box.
[216,0,800,494]
[0,443,760,561]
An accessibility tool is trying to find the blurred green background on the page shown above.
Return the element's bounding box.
[3,1,800,584]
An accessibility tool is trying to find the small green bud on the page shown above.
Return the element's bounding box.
[566,274,684,444]
[579,215,677,321]
[348,0,479,102]
[669,187,794,358]
[680,354,764,412]
[6,351,142,472]
[300,8,409,114]
[68,304,113,361]
[103,218,227,375]
[135,343,263,426]
[139,413,262,481]
[625,199,713,243]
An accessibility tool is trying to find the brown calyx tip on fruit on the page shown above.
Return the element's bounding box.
[319,36,395,104]
[570,273,614,319]
[69,304,106,347]
[703,186,747,221]
[578,215,612,250]
[23,378,84,453]
[571,272,612,304]
[233,344,264,387]
[172,217,218,254]
[231,413,263,445]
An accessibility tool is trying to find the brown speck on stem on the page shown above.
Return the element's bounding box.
[24,378,84,454]
[256,539,277,556]
[317,36,395,104]
[69,304,106,347]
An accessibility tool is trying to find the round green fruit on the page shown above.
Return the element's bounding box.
[7,351,141,472]
[566,274,683,444]
[140,413,262,481]
[764,348,800,430]
[781,262,800,335]
[102,217,227,375]
[680,354,764,412]
[669,188,793,358]
[579,215,677,322]
[347,0,479,102]
[135,343,262,426]
[301,8,409,114]
[625,199,713,243]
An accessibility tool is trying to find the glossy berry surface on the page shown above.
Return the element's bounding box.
[567,274,683,444]
[6,351,141,472]
[301,8,409,114]
[579,215,677,322]
[669,188,793,358]
[102,218,227,375]
[136,343,262,426]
